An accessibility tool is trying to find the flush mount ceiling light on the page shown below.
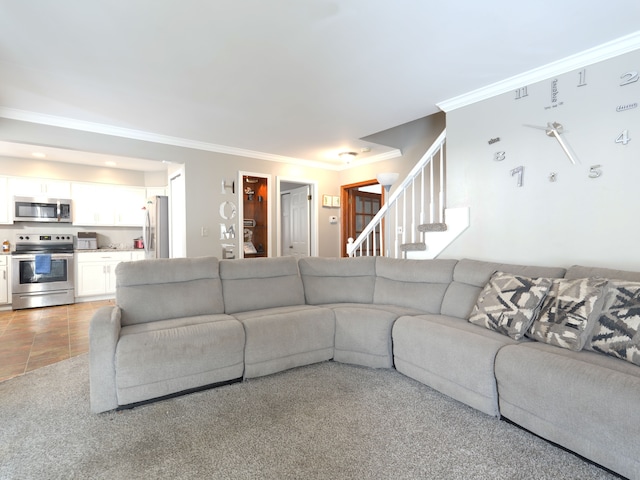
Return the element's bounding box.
[31,152,46,158]
[339,151,358,164]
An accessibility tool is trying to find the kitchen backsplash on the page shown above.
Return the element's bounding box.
[0,225,142,250]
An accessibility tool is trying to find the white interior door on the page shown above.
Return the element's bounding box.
[169,168,186,258]
[288,184,310,256]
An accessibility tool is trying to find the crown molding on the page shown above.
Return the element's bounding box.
[0,106,342,170]
[437,31,640,112]
[338,148,403,171]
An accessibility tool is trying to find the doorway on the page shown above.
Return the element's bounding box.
[340,180,383,257]
[277,177,318,257]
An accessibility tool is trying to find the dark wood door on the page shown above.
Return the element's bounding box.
[340,180,382,257]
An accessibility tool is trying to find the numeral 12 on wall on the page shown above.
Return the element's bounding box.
[615,130,631,145]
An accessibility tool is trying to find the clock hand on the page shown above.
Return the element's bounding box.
[545,122,578,165]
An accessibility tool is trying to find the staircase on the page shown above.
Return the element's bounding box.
[346,129,469,259]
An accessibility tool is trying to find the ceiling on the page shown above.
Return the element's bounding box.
[1,1,639,171]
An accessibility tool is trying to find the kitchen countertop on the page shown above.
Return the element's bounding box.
[75,248,145,253]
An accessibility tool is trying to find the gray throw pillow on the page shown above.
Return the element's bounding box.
[528,277,608,351]
[468,271,553,340]
[588,280,640,367]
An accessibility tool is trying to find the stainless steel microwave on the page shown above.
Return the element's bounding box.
[13,196,72,223]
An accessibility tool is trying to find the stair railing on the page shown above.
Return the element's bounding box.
[346,129,446,258]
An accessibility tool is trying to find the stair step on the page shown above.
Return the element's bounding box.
[418,223,447,232]
[400,242,427,252]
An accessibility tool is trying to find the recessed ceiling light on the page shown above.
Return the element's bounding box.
[105,161,117,167]
[31,152,46,158]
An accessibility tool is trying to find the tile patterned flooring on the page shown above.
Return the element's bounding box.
[0,300,113,383]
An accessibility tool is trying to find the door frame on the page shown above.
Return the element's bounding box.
[276,176,318,257]
[238,171,272,258]
[340,179,384,257]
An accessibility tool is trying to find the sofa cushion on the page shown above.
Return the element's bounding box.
[116,257,225,326]
[373,257,456,312]
[332,306,398,368]
[220,256,305,314]
[588,280,640,366]
[528,277,608,351]
[232,305,335,378]
[440,258,566,320]
[298,256,376,305]
[468,271,552,340]
[115,314,245,405]
[393,314,519,417]
[495,342,640,479]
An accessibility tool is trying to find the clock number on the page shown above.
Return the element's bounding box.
[615,129,631,145]
[589,165,602,179]
[494,151,506,162]
[577,69,587,87]
[514,87,528,100]
[620,71,639,86]
[510,166,524,187]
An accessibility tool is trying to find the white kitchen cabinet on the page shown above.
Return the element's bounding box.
[0,256,8,305]
[75,251,132,297]
[72,183,115,226]
[146,187,167,198]
[114,186,146,226]
[10,177,71,198]
[0,177,10,224]
[72,183,145,227]
[130,250,145,261]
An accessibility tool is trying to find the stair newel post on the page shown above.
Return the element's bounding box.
[376,172,399,257]
[439,145,445,223]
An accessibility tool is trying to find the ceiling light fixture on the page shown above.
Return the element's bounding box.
[339,151,358,164]
[31,152,46,158]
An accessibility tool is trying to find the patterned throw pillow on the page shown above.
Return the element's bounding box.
[588,280,640,367]
[528,277,608,351]
[468,271,553,340]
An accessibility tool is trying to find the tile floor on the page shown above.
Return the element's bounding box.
[0,300,113,383]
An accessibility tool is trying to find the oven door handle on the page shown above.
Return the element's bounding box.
[12,253,74,261]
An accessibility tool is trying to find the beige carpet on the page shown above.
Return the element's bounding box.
[0,355,619,479]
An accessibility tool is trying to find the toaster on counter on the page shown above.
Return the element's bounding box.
[76,232,98,250]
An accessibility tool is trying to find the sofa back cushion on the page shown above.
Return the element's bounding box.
[440,258,566,319]
[116,256,224,326]
[220,256,305,314]
[374,257,457,312]
[565,265,640,282]
[298,256,376,305]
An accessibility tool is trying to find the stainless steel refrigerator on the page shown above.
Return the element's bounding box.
[143,195,170,259]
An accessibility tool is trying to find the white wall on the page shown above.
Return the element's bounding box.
[442,48,640,270]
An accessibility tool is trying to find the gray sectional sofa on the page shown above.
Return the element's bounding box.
[89,255,640,479]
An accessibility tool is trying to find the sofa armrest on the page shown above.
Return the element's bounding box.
[89,305,122,413]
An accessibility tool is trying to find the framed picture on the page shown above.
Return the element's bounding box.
[332,196,340,207]
[322,194,332,207]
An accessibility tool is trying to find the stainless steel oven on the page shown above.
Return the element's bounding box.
[11,234,75,310]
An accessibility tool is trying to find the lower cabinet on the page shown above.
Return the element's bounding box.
[0,256,8,305]
[75,251,142,298]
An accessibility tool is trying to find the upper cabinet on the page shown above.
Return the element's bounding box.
[0,177,10,224]
[72,183,145,227]
[10,177,71,199]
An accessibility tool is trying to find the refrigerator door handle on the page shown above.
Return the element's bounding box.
[143,210,150,254]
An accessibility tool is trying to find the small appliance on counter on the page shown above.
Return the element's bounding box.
[75,232,98,250]
[133,237,144,249]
